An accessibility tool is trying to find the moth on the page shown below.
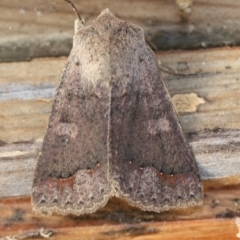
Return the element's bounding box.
[32,1,203,215]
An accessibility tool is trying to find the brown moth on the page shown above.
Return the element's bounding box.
[32,2,203,215]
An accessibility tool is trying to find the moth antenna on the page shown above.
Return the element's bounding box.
[63,0,84,25]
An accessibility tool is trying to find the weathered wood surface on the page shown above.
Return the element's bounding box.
[0,1,240,239]
[1,47,240,141]
[0,219,239,240]
[1,0,240,61]
[1,130,240,198]
[0,188,240,240]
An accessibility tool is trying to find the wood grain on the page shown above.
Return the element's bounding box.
[1,0,240,61]
[0,1,240,239]
[0,47,240,198]
[1,129,240,198]
[0,188,240,240]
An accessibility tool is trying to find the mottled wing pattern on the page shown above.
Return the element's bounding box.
[32,50,112,215]
[109,22,203,212]
[32,10,202,215]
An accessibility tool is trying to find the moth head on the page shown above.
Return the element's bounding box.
[74,19,85,33]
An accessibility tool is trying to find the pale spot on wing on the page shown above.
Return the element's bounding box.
[148,118,170,135]
[55,123,78,139]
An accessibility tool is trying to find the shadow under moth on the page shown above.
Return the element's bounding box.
[32,1,203,215]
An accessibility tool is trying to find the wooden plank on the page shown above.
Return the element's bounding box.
[0,129,240,198]
[0,187,240,240]
[0,2,239,238]
[1,0,240,61]
[0,29,239,240]
[0,219,239,240]
[1,47,240,143]
[0,47,240,198]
